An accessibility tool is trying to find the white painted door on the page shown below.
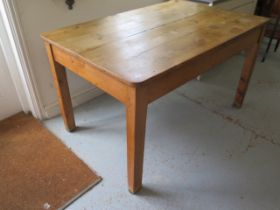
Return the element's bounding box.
[0,36,21,120]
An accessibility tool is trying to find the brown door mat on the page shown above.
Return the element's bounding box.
[0,113,101,210]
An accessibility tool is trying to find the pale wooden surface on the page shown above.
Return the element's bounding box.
[41,0,268,85]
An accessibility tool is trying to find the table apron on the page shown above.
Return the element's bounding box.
[50,26,263,106]
[51,45,132,104]
[141,27,263,104]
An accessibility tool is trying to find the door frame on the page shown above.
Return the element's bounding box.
[0,0,43,119]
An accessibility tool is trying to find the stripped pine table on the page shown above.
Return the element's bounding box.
[41,0,268,193]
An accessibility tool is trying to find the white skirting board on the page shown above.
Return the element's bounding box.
[43,87,103,119]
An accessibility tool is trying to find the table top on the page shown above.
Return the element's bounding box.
[42,0,268,85]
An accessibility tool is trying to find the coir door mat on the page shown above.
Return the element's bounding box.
[0,113,101,210]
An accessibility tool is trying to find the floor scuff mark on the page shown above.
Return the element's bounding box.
[243,134,258,153]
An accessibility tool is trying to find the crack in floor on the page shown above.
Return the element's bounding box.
[175,91,280,149]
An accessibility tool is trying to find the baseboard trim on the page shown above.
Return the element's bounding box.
[43,87,103,119]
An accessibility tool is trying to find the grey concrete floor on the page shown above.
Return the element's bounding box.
[44,44,280,210]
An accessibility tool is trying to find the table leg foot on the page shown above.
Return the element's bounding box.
[128,185,142,194]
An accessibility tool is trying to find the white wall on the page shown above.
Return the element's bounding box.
[0,37,21,120]
[14,0,163,118]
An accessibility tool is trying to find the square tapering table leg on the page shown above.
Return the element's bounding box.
[126,87,148,194]
[233,26,265,108]
[233,43,259,108]
[45,43,76,131]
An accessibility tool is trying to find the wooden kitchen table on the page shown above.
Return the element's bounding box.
[41,0,268,193]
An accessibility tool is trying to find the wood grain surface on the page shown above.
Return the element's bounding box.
[41,0,268,85]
